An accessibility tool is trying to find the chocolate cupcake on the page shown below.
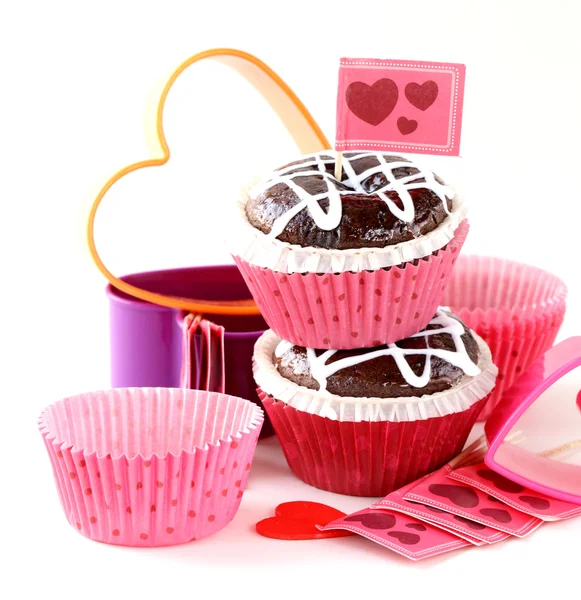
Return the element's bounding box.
[246,152,453,250]
[231,151,468,350]
[253,309,497,496]
[275,312,480,399]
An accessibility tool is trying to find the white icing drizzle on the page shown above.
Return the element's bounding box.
[276,310,480,392]
[251,151,454,239]
[274,339,294,358]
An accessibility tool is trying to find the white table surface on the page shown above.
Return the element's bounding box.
[7,387,581,600]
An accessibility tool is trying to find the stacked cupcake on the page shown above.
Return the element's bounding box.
[230,151,498,496]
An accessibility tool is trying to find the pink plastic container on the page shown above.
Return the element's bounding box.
[107,265,273,437]
[443,255,567,421]
[39,388,263,546]
[234,220,469,350]
[485,337,581,504]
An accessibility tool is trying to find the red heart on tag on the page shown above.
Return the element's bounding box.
[397,116,418,135]
[346,79,398,126]
[256,501,355,540]
[405,81,439,111]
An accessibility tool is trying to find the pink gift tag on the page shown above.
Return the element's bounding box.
[404,467,543,538]
[336,58,466,156]
[375,479,508,545]
[321,507,471,561]
[448,463,581,522]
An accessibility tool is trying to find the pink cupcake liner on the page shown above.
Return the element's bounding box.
[260,389,487,497]
[233,220,469,350]
[443,255,567,421]
[39,388,263,547]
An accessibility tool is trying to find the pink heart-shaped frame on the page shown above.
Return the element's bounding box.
[485,337,581,504]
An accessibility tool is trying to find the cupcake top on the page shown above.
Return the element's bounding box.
[246,151,454,250]
[273,310,481,399]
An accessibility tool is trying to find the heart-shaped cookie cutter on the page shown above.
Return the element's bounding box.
[87,48,330,316]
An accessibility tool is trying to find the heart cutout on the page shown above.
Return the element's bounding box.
[477,469,525,493]
[256,501,354,540]
[405,81,438,111]
[346,79,398,126]
[396,116,418,136]
[406,522,427,531]
[344,512,396,530]
[428,483,479,508]
[518,495,551,510]
[480,508,512,524]
[387,531,421,545]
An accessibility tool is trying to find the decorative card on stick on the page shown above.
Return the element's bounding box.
[374,478,510,546]
[321,507,471,561]
[448,463,581,522]
[403,466,543,538]
[336,58,466,156]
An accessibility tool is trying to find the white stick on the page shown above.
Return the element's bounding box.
[334,151,343,180]
[447,435,487,470]
[540,439,581,458]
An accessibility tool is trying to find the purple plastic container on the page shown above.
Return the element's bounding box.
[107,265,273,437]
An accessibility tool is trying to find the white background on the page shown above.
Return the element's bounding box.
[2,1,581,598]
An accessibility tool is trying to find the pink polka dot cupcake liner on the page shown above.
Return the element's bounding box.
[234,219,469,350]
[39,388,263,547]
[259,391,488,497]
[443,255,567,421]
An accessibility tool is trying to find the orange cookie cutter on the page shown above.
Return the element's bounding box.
[87,48,330,315]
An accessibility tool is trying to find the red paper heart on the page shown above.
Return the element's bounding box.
[256,501,355,540]
[405,81,438,111]
[346,79,398,126]
[397,116,418,135]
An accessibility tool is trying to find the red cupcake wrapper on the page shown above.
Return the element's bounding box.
[443,255,567,421]
[260,389,487,497]
[233,220,469,350]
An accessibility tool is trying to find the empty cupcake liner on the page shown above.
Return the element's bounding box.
[252,328,497,422]
[260,391,487,497]
[234,220,469,350]
[443,255,567,421]
[39,388,263,547]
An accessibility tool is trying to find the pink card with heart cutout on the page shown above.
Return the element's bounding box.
[374,478,509,545]
[320,507,471,561]
[448,463,581,522]
[336,58,466,156]
[403,466,543,537]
